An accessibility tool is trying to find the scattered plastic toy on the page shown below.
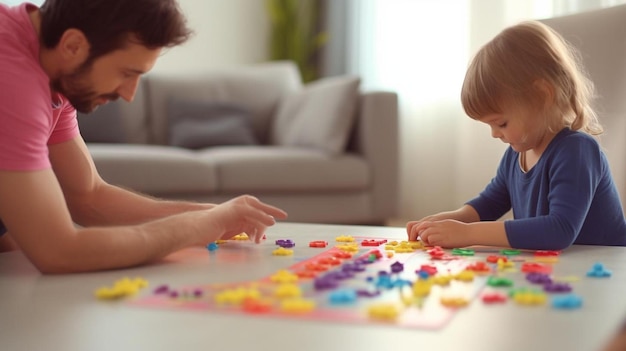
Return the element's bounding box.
[466,261,491,274]
[232,233,249,240]
[408,241,425,249]
[454,270,475,282]
[329,289,358,305]
[552,294,583,309]
[132,236,611,327]
[486,255,508,263]
[335,235,355,242]
[391,241,417,253]
[367,303,399,321]
[95,277,148,300]
[390,261,404,273]
[543,282,572,293]
[269,270,299,284]
[280,298,316,313]
[521,262,553,274]
[500,249,521,256]
[510,288,547,306]
[427,246,446,259]
[496,258,516,271]
[356,289,381,298]
[417,264,438,276]
[275,239,295,248]
[318,256,342,266]
[487,276,513,288]
[274,283,302,299]
[332,251,353,259]
[526,272,552,285]
[431,274,452,286]
[482,292,507,304]
[451,248,475,256]
[362,239,387,247]
[214,287,260,305]
[242,298,273,314]
[412,279,433,297]
[586,262,612,278]
[336,244,359,253]
[305,262,331,272]
[153,284,170,294]
[440,296,470,308]
[309,240,328,248]
[272,247,294,256]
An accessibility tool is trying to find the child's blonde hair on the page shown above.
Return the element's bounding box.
[461,20,603,135]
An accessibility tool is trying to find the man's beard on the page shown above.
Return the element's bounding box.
[50,61,119,114]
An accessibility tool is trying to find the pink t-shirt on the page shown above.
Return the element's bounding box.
[0,3,79,171]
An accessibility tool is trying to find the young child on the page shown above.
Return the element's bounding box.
[407,20,626,251]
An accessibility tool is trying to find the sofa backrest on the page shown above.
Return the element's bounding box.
[144,61,303,145]
[541,5,626,207]
[77,79,150,144]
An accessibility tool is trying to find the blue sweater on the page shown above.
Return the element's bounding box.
[466,128,626,250]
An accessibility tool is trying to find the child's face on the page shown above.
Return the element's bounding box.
[479,107,545,153]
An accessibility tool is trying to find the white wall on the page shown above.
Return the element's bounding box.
[1,0,269,73]
[347,0,626,222]
[152,0,269,74]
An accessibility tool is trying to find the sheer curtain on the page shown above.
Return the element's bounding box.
[346,0,626,221]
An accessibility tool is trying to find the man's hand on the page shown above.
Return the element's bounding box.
[204,195,288,244]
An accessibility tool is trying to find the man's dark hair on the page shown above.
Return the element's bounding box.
[39,0,193,60]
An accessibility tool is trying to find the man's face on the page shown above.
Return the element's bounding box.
[51,41,161,113]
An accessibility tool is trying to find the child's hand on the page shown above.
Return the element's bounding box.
[407,219,472,248]
[407,215,447,241]
[406,215,448,241]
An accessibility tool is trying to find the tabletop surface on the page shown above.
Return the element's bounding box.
[1,222,625,351]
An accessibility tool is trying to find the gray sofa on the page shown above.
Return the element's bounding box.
[78,61,399,224]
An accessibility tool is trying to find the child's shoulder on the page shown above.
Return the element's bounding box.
[554,128,600,147]
[550,128,602,156]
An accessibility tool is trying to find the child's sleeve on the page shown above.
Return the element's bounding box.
[505,136,603,250]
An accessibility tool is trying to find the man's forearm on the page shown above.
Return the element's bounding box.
[67,182,215,227]
[38,209,212,273]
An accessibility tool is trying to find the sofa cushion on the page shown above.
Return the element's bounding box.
[145,61,303,145]
[87,144,219,194]
[197,146,370,192]
[271,75,361,155]
[76,80,149,144]
[167,99,258,149]
[77,102,126,143]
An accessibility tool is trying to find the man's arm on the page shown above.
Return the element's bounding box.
[48,137,214,227]
[0,167,196,272]
[0,137,286,273]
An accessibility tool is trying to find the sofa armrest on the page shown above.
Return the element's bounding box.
[351,91,399,221]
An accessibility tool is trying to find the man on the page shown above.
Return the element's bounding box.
[0,0,287,273]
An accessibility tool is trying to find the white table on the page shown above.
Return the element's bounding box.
[1,222,625,351]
